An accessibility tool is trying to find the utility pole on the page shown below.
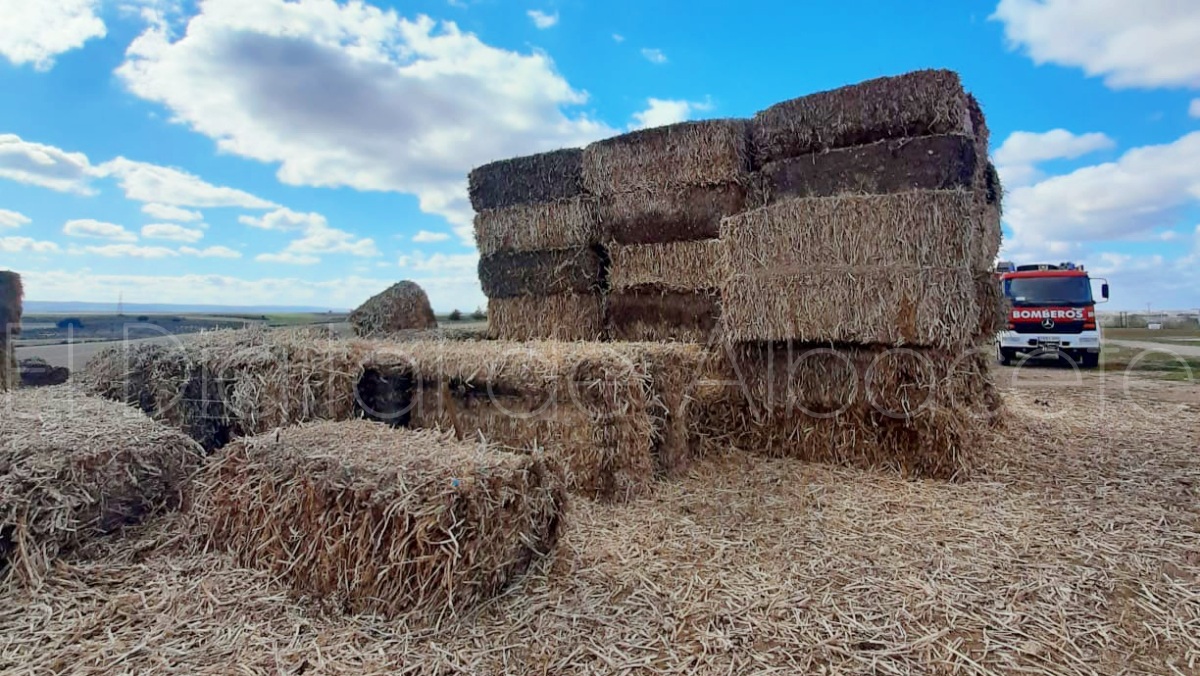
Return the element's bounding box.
[117,291,124,317]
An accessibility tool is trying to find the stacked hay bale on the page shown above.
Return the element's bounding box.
[712,69,1002,477]
[585,121,751,342]
[470,149,606,340]
[1,385,203,585]
[0,270,20,392]
[350,280,438,337]
[192,420,565,620]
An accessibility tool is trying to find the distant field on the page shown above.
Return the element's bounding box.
[1100,344,1200,381]
[1105,327,1200,341]
[17,312,348,346]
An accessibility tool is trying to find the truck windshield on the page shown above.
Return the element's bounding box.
[1004,276,1093,307]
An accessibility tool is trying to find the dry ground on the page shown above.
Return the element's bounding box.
[1,369,1197,675]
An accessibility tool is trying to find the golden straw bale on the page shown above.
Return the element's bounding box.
[752,69,975,164]
[608,240,725,292]
[350,281,438,337]
[598,183,749,244]
[583,120,750,195]
[0,385,203,586]
[193,420,565,620]
[474,197,599,255]
[487,293,604,341]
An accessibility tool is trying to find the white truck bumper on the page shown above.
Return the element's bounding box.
[997,330,1101,353]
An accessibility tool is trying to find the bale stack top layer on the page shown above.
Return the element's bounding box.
[194,420,566,621]
[350,281,438,337]
[469,147,584,212]
[0,385,203,586]
[752,69,974,165]
[582,119,751,195]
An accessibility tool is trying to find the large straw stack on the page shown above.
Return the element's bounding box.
[193,420,565,621]
[470,149,605,340]
[0,270,20,392]
[585,121,751,342]
[1,385,203,586]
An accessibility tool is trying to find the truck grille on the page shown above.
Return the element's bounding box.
[1011,321,1086,335]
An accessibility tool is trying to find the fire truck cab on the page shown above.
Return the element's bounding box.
[994,262,1109,368]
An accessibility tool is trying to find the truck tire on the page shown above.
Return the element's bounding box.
[1080,352,1099,369]
[996,344,1013,366]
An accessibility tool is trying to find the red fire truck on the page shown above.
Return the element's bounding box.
[994,262,1109,368]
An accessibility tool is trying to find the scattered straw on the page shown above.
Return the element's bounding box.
[350,281,438,338]
[0,385,203,588]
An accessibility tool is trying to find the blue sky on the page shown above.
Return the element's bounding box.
[1,0,1198,312]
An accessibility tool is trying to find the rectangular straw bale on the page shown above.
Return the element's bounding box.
[606,290,721,343]
[487,293,604,341]
[1,385,203,586]
[479,247,604,299]
[759,135,980,204]
[752,69,974,164]
[0,270,20,393]
[193,420,565,620]
[474,196,599,255]
[599,183,749,244]
[583,119,751,195]
[720,267,981,349]
[721,190,984,270]
[608,240,725,292]
[975,271,1005,339]
[468,147,584,212]
[359,340,657,501]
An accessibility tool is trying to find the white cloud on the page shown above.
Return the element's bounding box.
[255,252,321,265]
[18,269,485,312]
[98,157,276,208]
[116,0,613,244]
[78,244,180,258]
[1191,99,1200,118]
[993,0,1200,89]
[413,229,451,243]
[141,223,204,242]
[397,250,479,273]
[641,48,667,64]
[0,134,96,194]
[142,203,203,222]
[527,9,558,29]
[63,219,138,242]
[629,97,713,130]
[0,209,30,228]
[0,236,60,254]
[180,245,241,258]
[612,33,625,43]
[1004,131,1200,247]
[994,129,1115,188]
[239,207,323,231]
[0,0,107,70]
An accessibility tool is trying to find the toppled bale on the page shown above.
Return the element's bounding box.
[350,281,438,337]
[18,358,70,388]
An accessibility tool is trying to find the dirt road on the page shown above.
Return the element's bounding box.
[1108,339,1200,358]
[15,335,191,371]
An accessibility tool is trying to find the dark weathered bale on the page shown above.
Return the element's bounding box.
[752,70,974,164]
[17,358,70,388]
[478,247,605,299]
[760,135,979,203]
[606,290,720,343]
[599,184,748,245]
[468,148,585,211]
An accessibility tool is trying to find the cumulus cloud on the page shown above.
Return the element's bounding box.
[397,250,479,273]
[993,0,1200,89]
[527,9,558,29]
[239,207,323,231]
[641,48,667,64]
[141,223,204,242]
[245,207,378,264]
[77,243,180,258]
[0,209,30,228]
[1004,131,1200,247]
[181,245,241,258]
[98,157,276,208]
[0,236,60,254]
[18,269,485,312]
[63,219,138,242]
[255,252,321,265]
[142,203,203,222]
[994,129,1115,187]
[629,97,713,130]
[612,33,625,43]
[0,0,107,70]
[412,229,451,243]
[116,0,613,243]
[0,134,96,193]
[1191,99,1200,118]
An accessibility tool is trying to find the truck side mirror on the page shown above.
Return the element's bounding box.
[1101,283,1110,299]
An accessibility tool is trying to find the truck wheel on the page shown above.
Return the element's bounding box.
[1080,352,1100,369]
[996,344,1013,366]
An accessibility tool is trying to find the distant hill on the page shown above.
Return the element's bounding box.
[23,301,345,315]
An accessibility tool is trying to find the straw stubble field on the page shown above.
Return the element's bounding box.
[1,374,1197,675]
